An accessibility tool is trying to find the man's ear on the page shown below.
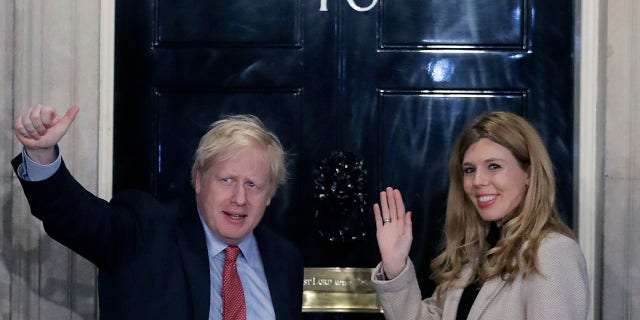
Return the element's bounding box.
[266,188,272,206]
[195,170,202,194]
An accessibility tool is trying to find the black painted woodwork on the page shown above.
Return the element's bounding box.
[115,1,574,318]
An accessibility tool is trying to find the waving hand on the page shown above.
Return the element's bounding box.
[373,187,413,279]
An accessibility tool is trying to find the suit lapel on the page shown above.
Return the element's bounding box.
[254,225,287,319]
[176,200,210,320]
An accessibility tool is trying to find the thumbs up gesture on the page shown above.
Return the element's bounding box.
[14,104,80,164]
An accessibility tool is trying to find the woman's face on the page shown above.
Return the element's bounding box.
[462,138,529,222]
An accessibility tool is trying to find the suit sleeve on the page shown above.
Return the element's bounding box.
[525,234,590,319]
[372,259,443,320]
[12,154,154,268]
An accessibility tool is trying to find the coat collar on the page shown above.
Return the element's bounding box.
[467,274,507,319]
[442,265,508,320]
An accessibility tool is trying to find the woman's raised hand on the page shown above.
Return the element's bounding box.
[373,187,413,279]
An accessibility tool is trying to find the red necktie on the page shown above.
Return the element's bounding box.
[223,246,246,320]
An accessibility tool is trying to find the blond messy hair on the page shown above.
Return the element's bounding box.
[191,114,287,198]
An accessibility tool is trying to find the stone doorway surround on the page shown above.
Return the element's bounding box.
[0,0,637,319]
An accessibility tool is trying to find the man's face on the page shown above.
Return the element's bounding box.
[195,145,273,245]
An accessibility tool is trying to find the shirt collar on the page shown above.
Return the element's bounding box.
[197,208,260,267]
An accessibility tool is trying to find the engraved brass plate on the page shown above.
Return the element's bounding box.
[302,267,382,313]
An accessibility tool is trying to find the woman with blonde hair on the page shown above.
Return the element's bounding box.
[371,111,589,319]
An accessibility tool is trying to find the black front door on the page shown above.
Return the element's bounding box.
[115,1,574,318]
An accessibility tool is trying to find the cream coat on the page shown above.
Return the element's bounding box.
[372,233,589,320]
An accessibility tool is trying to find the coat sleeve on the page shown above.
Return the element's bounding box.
[371,259,443,320]
[525,234,590,319]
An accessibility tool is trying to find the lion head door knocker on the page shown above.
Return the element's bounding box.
[313,150,368,242]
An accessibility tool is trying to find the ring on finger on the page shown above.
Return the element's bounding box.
[383,218,392,223]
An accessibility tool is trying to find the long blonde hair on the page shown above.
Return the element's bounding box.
[430,111,574,302]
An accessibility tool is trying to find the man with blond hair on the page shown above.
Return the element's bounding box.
[12,104,303,320]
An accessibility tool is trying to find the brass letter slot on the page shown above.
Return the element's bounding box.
[302,267,382,313]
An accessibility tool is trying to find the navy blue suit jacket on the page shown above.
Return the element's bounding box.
[12,155,303,320]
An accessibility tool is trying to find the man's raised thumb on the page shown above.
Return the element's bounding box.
[59,105,80,128]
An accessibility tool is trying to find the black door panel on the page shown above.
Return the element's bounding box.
[115,1,573,318]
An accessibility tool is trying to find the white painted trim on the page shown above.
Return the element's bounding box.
[98,0,115,200]
[576,0,605,319]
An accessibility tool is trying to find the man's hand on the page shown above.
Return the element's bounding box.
[14,104,79,164]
